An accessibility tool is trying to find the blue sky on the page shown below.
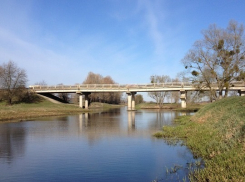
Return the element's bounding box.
[0,0,245,88]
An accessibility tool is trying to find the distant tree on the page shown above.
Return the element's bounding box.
[35,80,47,86]
[168,78,181,103]
[135,94,144,105]
[0,61,27,105]
[56,83,70,103]
[148,75,171,108]
[182,20,245,100]
[83,72,121,104]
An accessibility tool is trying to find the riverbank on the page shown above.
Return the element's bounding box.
[136,102,206,111]
[0,100,122,122]
[154,96,245,181]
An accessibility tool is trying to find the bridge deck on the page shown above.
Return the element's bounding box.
[29,81,245,93]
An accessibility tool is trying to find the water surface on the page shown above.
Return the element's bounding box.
[0,107,196,182]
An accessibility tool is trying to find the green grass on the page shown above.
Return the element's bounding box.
[0,99,123,122]
[0,99,87,122]
[154,96,245,181]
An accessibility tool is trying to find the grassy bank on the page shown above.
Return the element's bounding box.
[136,102,205,111]
[0,99,123,122]
[154,96,245,181]
[0,100,87,122]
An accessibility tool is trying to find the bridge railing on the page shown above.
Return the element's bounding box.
[29,82,193,90]
[29,81,244,91]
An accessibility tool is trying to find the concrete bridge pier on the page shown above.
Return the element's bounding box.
[79,95,83,108]
[82,92,91,109]
[127,92,137,111]
[239,90,245,96]
[131,92,137,110]
[127,92,132,110]
[180,90,187,108]
[76,92,84,108]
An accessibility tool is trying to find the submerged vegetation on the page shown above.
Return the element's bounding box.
[154,96,245,181]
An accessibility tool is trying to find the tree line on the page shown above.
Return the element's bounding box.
[82,72,122,104]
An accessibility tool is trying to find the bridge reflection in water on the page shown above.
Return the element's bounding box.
[78,111,136,131]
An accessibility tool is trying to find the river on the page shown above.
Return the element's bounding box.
[0,107,198,182]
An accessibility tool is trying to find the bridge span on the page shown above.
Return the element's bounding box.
[29,81,245,110]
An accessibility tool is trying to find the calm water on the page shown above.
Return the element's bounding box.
[0,107,197,182]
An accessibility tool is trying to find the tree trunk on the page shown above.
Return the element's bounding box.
[224,87,229,98]
[218,90,223,99]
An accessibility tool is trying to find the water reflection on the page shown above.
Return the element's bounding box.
[0,124,26,163]
[0,108,195,182]
[127,111,135,131]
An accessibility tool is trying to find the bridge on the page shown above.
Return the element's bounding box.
[29,81,245,110]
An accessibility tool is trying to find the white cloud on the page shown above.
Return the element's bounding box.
[137,0,165,56]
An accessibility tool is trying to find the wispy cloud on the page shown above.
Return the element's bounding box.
[137,0,165,56]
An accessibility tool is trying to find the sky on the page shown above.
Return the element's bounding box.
[0,0,245,89]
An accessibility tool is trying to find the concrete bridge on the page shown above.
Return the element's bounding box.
[29,81,245,110]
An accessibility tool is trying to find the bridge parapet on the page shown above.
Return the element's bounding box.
[29,82,195,91]
[29,81,245,93]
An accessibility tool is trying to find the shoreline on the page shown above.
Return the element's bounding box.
[136,102,206,112]
[0,101,202,123]
[0,101,123,123]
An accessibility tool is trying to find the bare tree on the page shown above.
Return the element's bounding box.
[35,80,47,86]
[83,72,121,104]
[56,83,70,103]
[169,78,181,103]
[0,61,27,105]
[148,75,171,108]
[183,20,245,100]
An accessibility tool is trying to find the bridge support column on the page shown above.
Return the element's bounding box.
[239,90,245,96]
[82,92,91,109]
[131,92,137,111]
[180,90,187,108]
[127,92,132,111]
[127,92,137,111]
[79,95,83,108]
